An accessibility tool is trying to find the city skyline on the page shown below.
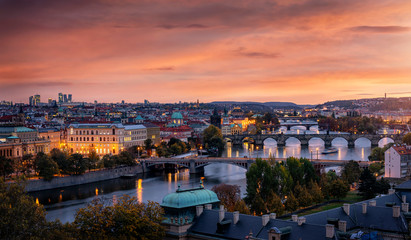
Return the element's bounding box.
[1,0,411,104]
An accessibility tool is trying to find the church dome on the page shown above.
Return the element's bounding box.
[171,112,183,119]
[161,185,219,209]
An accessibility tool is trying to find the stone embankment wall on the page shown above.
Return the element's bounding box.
[25,165,144,192]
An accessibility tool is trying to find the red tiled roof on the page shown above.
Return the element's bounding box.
[393,145,411,155]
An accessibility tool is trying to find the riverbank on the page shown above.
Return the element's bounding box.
[25,165,143,192]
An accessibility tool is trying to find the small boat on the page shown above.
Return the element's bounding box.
[321,147,338,154]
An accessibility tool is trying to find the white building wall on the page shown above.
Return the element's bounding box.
[385,147,401,178]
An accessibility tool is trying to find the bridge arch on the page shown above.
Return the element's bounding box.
[263,137,277,146]
[331,137,348,147]
[354,137,371,147]
[290,125,307,131]
[308,137,325,146]
[285,137,301,146]
[242,137,255,143]
[378,137,394,148]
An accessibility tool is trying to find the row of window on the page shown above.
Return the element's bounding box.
[74,129,117,135]
[72,148,116,154]
[0,148,15,157]
[70,137,118,142]
[125,130,146,135]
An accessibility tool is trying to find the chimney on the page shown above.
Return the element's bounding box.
[403,195,407,203]
[362,203,367,214]
[388,189,395,195]
[343,203,350,216]
[326,224,335,238]
[369,200,376,206]
[205,204,212,210]
[402,203,409,213]
[262,215,270,226]
[393,206,400,218]
[297,217,306,226]
[233,211,239,224]
[196,205,204,217]
[219,205,225,222]
[338,220,347,232]
[292,214,298,222]
[270,213,276,219]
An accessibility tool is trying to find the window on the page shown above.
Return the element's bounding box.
[91,130,94,135]
[71,137,73,141]
[91,137,94,141]
[96,130,98,135]
[112,129,115,135]
[100,137,102,141]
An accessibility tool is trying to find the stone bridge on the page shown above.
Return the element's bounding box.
[223,133,404,148]
[140,157,373,174]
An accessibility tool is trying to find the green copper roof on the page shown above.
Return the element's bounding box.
[135,115,144,120]
[161,184,219,209]
[15,127,35,133]
[171,112,183,119]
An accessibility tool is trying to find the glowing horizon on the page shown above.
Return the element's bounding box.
[1,0,410,104]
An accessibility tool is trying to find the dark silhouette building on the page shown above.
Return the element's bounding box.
[210,108,221,129]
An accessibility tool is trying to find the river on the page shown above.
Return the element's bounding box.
[30,128,394,223]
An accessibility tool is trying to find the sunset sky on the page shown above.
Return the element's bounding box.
[0,0,411,104]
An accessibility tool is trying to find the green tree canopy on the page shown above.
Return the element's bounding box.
[403,133,411,145]
[245,158,278,209]
[203,125,224,156]
[342,160,361,184]
[74,195,165,239]
[35,152,59,181]
[50,148,70,175]
[68,153,87,175]
[0,155,14,180]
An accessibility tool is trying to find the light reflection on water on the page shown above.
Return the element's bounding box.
[31,134,394,224]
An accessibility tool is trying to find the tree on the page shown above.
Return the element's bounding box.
[245,158,278,209]
[342,160,361,184]
[294,184,313,207]
[233,199,250,215]
[285,192,298,212]
[403,133,411,145]
[117,151,135,166]
[102,154,115,168]
[359,168,390,199]
[144,139,153,156]
[368,147,385,161]
[0,156,14,180]
[74,195,165,239]
[87,150,99,171]
[329,179,349,199]
[50,148,70,175]
[21,154,34,176]
[0,180,70,238]
[251,194,266,215]
[203,125,224,156]
[267,191,285,215]
[309,181,324,204]
[69,153,87,175]
[211,184,241,212]
[369,162,383,174]
[35,152,59,181]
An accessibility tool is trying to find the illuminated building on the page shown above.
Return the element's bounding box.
[67,123,147,156]
[58,93,63,103]
[230,123,242,135]
[0,126,50,158]
[385,145,411,178]
[38,128,61,150]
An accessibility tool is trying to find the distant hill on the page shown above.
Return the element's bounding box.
[210,101,312,109]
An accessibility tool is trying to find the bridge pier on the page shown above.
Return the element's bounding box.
[324,140,332,148]
[189,159,204,174]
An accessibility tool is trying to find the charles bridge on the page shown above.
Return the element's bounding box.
[223,133,404,148]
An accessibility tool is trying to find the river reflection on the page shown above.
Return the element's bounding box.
[31,133,394,224]
[30,164,247,223]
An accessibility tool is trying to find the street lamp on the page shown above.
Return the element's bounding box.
[310,150,313,161]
